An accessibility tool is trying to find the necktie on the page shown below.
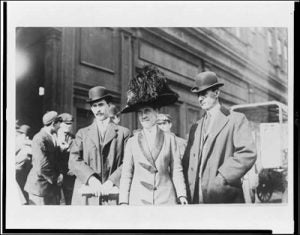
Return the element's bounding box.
[204,113,211,136]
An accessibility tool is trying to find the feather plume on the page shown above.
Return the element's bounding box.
[127,65,168,105]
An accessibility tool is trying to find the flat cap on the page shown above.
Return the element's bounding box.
[157,113,172,124]
[58,113,74,124]
[42,111,58,125]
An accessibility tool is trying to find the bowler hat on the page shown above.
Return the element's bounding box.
[17,124,31,135]
[191,71,224,93]
[86,86,113,104]
[42,111,58,125]
[58,113,74,124]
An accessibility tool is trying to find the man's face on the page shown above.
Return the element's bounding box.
[138,106,158,129]
[197,89,219,111]
[91,99,110,121]
[158,120,172,132]
[60,122,73,133]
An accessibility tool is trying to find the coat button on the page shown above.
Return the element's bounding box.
[191,167,194,171]
[153,187,157,191]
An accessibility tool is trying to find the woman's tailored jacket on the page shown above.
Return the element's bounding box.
[119,127,187,205]
[69,121,130,205]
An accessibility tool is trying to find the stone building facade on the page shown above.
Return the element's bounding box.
[16,27,288,138]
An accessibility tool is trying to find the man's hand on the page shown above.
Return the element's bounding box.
[57,173,64,186]
[88,176,102,197]
[101,180,114,196]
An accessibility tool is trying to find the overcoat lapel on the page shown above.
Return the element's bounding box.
[42,128,55,150]
[103,122,118,147]
[137,131,156,169]
[200,110,229,176]
[87,121,100,150]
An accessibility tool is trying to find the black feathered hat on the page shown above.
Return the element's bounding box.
[120,65,179,113]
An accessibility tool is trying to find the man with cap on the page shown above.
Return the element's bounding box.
[24,111,63,205]
[108,104,121,125]
[15,124,32,204]
[57,113,75,205]
[69,86,131,205]
[182,71,256,203]
[157,113,187,160]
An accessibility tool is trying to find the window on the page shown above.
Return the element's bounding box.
[284,44,288,71]
[277,38,282,68]
[267,30,273,61]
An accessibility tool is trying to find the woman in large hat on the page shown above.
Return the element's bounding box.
[119,65,188,205]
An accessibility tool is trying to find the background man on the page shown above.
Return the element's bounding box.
[157,113,187,160]
[108,104,121,125]
[182,71,257,203]
[69,86,131,205]
[15,124,32,204]
[24,111,63,205]
[57,113,75,205]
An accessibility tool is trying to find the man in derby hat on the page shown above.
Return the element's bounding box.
[69,86,131,205]
[24,111,64,205]
[56,113,75,205]
[182,71,256,203]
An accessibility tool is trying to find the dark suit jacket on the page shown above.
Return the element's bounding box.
[24,128,60,197]
[182,106,257,203]
[69,120,131,205]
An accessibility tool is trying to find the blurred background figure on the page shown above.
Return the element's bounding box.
[157,113,187,160]
[57,113,75,205]
[108,104,121,125]
[24,111,63,205]
[15,124,32,204]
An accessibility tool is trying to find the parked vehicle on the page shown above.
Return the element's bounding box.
[231,101,288,203]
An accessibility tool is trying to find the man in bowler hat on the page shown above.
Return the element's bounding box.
[182,71,257,203]
[69,86,131,205]
[24,111,63,205]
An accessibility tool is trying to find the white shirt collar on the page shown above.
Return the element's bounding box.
[96,117,110,131]
[207,103,221,118]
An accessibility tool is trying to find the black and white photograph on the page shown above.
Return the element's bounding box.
[2,1,295,233]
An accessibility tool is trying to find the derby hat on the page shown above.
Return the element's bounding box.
[43,111,59,125]
[86,86,113,104]
[191,71,224,93]
[120,65,179,114]
[58,113,74,124]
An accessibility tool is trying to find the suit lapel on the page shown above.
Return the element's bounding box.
[138,131,156,169]
[103,122,117,147]
[152,127,164,162]
[87,121,100,150]
[194,117,205,161]
[200,109,229,176]
[42,128,55,150]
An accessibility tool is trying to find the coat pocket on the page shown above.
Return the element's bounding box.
[206,176,240,203]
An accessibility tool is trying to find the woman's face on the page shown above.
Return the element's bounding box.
[137,106,158,129]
